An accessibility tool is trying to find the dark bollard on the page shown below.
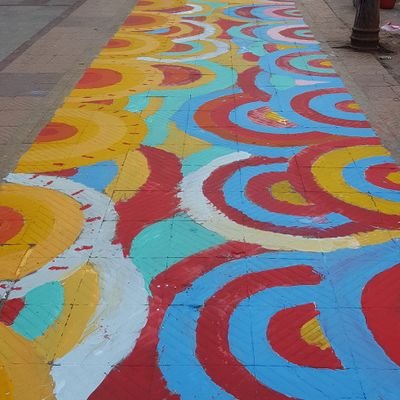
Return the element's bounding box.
[351,0,380,50]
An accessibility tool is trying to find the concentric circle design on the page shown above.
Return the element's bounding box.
[264,6,303,20]
[154,248,400,400]
[0,206,24,244]
[2,174,149,400]
[183,66,372,154]
[275,51,338,77]
[75,68,123,89]
[335,100,362,113]
[291,88,370,128]
[121,11,181,33]
[68,61,162,102]
[36,122,78,143]
[267,24,319,44]
[202,155,364,238]
[180,153,400,252]
[0,183,84,280]
[365,163,400,190]
[292,138,400,230]
[17,103,147,173]
[193,264,322,399]
[100,32,173,59]
[93,240,400,400]
[189,91,346,150]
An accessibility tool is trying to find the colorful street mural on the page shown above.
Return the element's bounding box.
[1,0,400,399]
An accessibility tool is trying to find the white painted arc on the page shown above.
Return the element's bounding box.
[138,20,230,63]
[178,153,360,252]
[176,3,203,15]
[4,173,149,400]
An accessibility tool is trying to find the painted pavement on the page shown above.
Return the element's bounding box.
[1,0,400,399]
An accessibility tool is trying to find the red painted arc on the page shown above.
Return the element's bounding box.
[42,168,78,177]
[195,94,340,147]
[308,59,332,69]
[237,66,271,101]
[267,304,343,369]
[75,68,122,90]
[279,26,314,41]
[243,52,260,62]
[106,38,131,49]
[272,7,302,19]
[0,298,25,325]
[242,25,259,39]
[178,21,205,38]
[36,122,78,143]
[215,18,245,39]
[292,137,381,173]
[291,88,371,128]
[290,137,400,229]
[264,44,283,53]
[114,145,182,256]
[123,15,155,27]
[362,264,400,366]
[247,172,319,215]
[155,65,202,86]
[203,156,376,237]
[158,25,181,36]
[90,242,266,399]
[236,6,258,18]
[276,52,337,77]
[365,163,400,191]
[245,170,375,237]
[196,68,350,147]
[0,206,25,244]
[196,265,322,400]
[169,43,193,52]
[335,100,363,113]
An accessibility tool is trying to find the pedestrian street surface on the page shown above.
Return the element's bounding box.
[1,1,400,399]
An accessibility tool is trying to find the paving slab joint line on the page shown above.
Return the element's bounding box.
[0,0,88,72]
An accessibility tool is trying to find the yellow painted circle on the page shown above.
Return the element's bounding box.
[0,184,84,280]
[17,103,147,173]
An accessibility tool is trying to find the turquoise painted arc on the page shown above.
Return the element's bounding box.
[12,282,64,340]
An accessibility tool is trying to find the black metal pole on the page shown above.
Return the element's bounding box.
[351,0,380,50]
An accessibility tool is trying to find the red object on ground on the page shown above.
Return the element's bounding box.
[380,0,396,9]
